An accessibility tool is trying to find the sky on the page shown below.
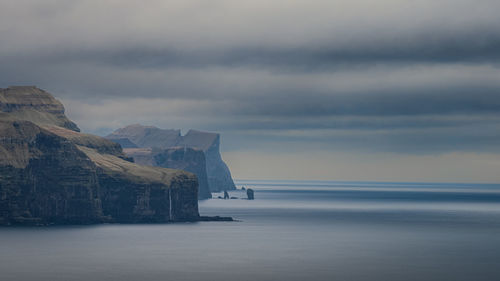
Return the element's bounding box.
[1,0,499,183]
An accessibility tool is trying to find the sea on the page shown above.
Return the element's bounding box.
[1,180,500,281]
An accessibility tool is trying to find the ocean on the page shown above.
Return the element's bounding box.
[1,180,500,281]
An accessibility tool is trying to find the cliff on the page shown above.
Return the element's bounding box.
[107,125,236,192]
[0,86,80,131]
[0,86,200,225]
[125,147,212,199]
[183,130,236,193]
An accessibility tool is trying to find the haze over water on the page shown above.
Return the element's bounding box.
[1,180,500,281]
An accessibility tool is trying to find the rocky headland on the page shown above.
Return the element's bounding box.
[107,124,236,195]
[0,86,227,225]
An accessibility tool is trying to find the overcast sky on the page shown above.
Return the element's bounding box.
[1,0,499,182]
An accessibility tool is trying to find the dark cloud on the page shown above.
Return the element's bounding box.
[94,29,500,69]
[4,26,500,72]
[1,0,500,181]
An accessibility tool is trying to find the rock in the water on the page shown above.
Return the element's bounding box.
[247,188,255,200]
[241,186,246,190]
[106,125,236,193]
[0,86,200,225]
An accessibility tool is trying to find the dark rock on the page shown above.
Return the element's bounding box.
[230,197,238,199]
[241,186,246,190]
[0,86,202,225]
[183,130,236,192]
[153,147,211,199]
[123,147,212,199]
[0,120,103,225]
[246,188,255,200]
[198,216,233,221]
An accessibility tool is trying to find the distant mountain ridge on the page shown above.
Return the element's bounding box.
[107,124,236,193]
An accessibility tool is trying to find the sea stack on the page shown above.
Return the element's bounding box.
[246,189,255,200]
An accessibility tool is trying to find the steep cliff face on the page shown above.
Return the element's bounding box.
[183,130,236,192]
[78,145,199,222]
[124,147,212,199]
[0,120,103,225]
[153,148,208,199]
[0,86,200,225]
[107,125,236,192]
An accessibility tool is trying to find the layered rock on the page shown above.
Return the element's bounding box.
[0,119,103,225]
[125,147,212,199]
[183,130,236,193]
[0,86,200,225]
[107,125,236,192]
[0,86,79,131]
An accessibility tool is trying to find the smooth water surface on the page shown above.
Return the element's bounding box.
[1,180,500,281]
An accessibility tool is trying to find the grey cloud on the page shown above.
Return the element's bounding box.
[2,61,500,127]
[222,123,500,154]
[4,27,500,72]
[1,0,500,163]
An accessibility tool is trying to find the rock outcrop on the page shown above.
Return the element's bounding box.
[107,125,236,193]
[246,188,255,200]
[0,86,200,225]
[183,130,236,193]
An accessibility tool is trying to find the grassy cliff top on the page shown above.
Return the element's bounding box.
[0,86,79,131]
[78,145,195,187]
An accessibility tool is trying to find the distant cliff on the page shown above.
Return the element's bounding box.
[107,125,236,193]
[183,130,236,193]
[125,147,212,199]
[0,86,200,225]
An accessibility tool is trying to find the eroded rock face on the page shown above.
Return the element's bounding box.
[154,147,212,199]
[124,147,212,199]
[0,86,200,225]
[107,125,236,192]
[0,120,103,225]
[184,130,236,193]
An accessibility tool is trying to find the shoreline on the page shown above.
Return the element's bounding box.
[0,215,234,227]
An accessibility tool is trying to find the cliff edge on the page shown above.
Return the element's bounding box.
[0,86,200,225]
[125,147,212,199]
[107,125,236,193]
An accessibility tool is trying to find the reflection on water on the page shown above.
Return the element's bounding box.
[1,180,500,281]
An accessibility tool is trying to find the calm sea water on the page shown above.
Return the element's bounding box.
[1,180,500,281]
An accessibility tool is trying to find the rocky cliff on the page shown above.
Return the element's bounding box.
[0,86,200,225]
[125,147,212,199]
[183,130,236,193]
[107,125,236,192]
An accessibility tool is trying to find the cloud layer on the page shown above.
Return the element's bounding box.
[1,0,499,182]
